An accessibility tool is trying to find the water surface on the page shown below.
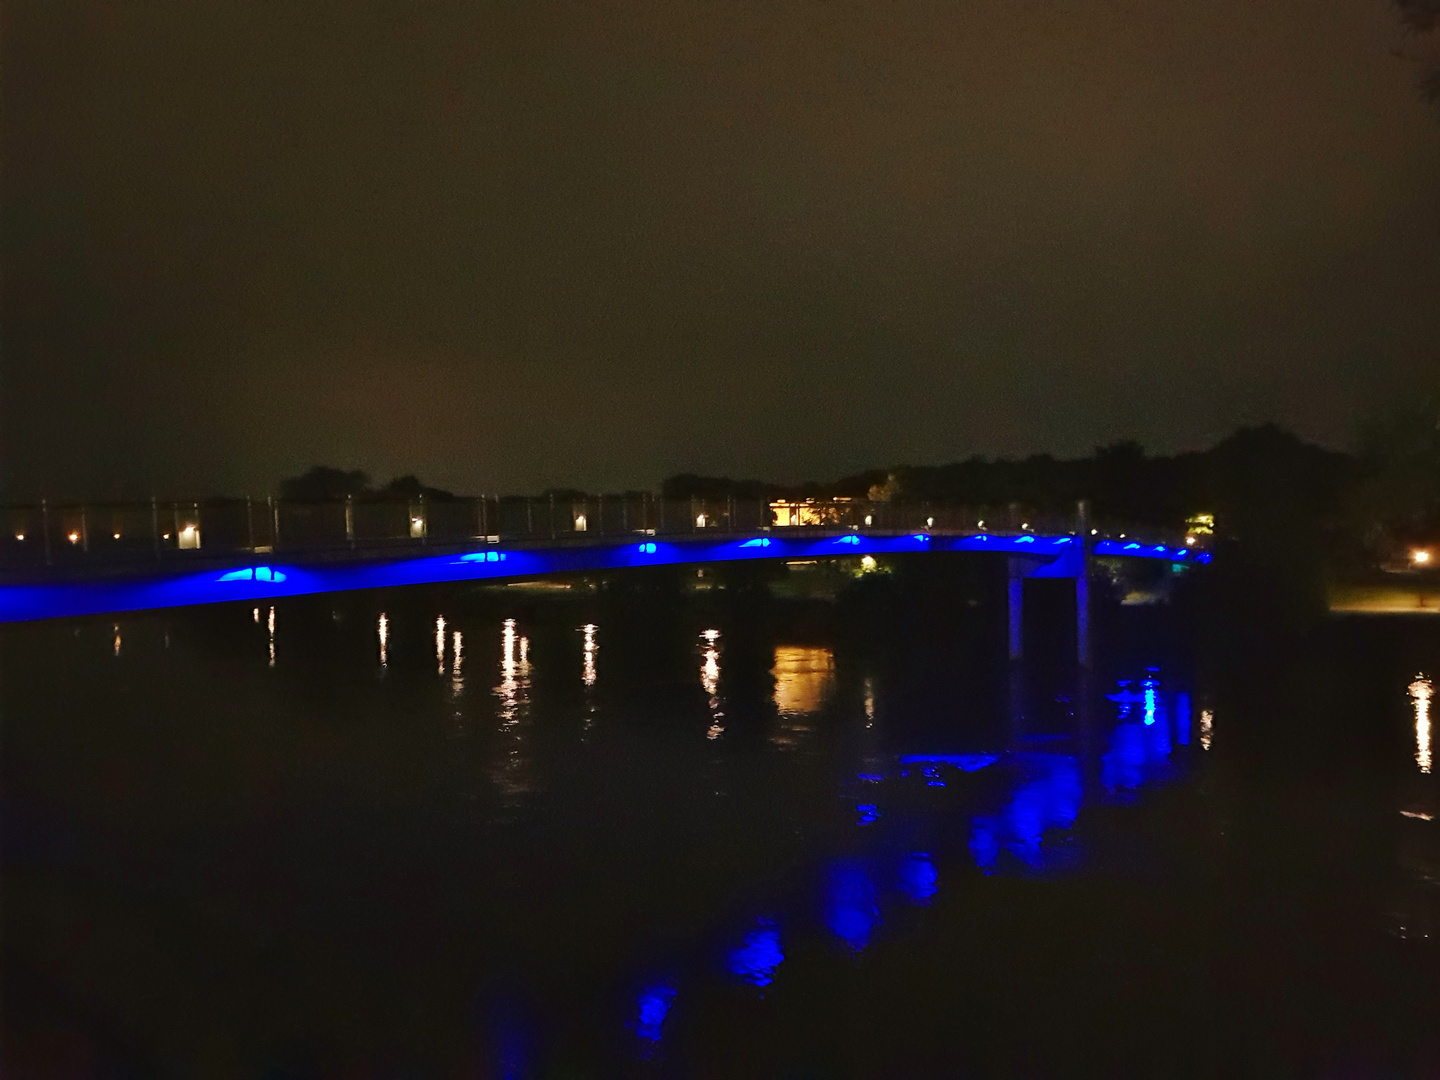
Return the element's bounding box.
[6,567,1440,1076]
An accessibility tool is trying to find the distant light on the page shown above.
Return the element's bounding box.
[1414,549,1433,566]
[573,513,587,532]
[1185,535,1196,546]
[113,532,121,540]
[977,520,986,529]
[13,533,22,541]
[912,534,929,542]
[860,555,877,571]
[1021,522,1030,530]
[835,534,859,545]
[695,513,707,528]
[857,803,880,825]
[926,517,934,527]
[740,537,771,548]
[67,531,79,543]
[639,542,657,554]
[863,514,873,526]
[162,533,170,540]
[1119,533,1126,538]
[181,524,195,534]
[1091,529,1098,535]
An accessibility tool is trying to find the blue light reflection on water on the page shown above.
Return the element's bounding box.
[827,863,880,951]
[635,983,676,1042]
[899,853,939,904]
[728,920,784,987]
[969,754,1082,872]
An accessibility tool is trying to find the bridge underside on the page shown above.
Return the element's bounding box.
[0,531,1204,623]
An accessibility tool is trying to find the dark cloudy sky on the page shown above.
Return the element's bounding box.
[4,0,1438,498]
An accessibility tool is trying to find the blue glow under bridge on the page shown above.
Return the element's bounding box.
[0,527,1207,624]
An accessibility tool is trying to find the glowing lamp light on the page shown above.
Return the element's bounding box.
[1415,549,1433,566]
[926,517,935,527]
[13,533,23,541]
[68,531,80,544]
[860,555,877,571]
[1185,535,1196,546]
[695,513,707,528]
[863,514,873,526]
[113,532,121,540]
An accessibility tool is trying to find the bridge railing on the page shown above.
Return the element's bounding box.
[0,495,1166,575]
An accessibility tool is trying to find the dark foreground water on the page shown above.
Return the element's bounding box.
[6,561,1440,1077]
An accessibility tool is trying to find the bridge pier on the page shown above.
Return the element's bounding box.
[1076,500,1092,669]
[1007,558,1026,661]
[1007,501,1093,667]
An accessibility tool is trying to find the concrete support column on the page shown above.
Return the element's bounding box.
[1007,557,1025,661]
[1076,499,1093,669]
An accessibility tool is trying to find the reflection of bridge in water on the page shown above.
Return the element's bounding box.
[0,500,1209,638]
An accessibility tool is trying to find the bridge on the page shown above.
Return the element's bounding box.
[0,495,1210,664]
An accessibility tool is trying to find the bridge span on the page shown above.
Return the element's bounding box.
[0,520,1207,633]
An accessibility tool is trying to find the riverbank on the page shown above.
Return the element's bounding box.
[1329,582,1440,615]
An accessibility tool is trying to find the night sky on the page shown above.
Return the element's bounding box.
[4,0,1438,499]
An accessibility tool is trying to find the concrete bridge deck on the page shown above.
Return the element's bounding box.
[0,526,1206,624]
